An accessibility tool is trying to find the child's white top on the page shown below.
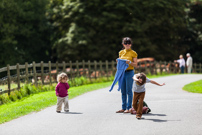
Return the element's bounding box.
[132,74,151,93]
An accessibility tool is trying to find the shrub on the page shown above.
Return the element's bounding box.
[14,90,22,100]
[9,91,18,101]
[20,86,28,97]
[0,94,11,105]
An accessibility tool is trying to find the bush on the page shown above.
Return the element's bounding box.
[9,91,18,101]
[14,91,22,100]
[0,94,11,105]
[20,86,28,97]
[0,76,113,105]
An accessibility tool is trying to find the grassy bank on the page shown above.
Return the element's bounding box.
[183,79,202,93]
[0,81,112,124]
[0,73,177,124]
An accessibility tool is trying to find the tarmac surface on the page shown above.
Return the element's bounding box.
[0,74,202,135]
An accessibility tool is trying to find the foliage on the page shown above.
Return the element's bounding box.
[0,0,52,68]
[48,0,188,62]
[0,76,114,105]
[184,1,202,62]
[1,0,202,67]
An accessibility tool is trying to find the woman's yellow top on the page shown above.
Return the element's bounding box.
[119,48,138,70]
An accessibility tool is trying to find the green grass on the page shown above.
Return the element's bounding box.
[183,80,202,93]
[0,73,180,124]
[0,81,112,124]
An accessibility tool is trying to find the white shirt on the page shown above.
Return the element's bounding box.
[177,58,185,67]
[186,56,193,67]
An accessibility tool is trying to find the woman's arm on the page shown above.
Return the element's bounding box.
[150,80,165,86]
[126,57,137,68]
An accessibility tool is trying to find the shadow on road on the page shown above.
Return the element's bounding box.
[141,113,181,122]
[141,118,167,122]
[144,113,166,116]
[62,112,83,114]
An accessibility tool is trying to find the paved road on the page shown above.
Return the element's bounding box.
[0,74,202,135]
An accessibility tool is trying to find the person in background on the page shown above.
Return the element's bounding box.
[116,37,138,113]
[186,53,193,73]
[174,55,185,74]
[55,72,70,113]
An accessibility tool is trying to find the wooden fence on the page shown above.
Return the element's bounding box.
[0,60,201,95]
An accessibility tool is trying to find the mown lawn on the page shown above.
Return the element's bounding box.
[183,79,202,93]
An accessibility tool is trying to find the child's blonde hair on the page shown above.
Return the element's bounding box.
[57,72,68,82]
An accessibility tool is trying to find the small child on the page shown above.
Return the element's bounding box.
[55,72,70,113]
[132,73,165,119]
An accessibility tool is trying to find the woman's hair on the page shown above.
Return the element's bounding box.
[122,37,133,49]
[57,72,68,82]
[122,37,133,44]
[136,73,146,86]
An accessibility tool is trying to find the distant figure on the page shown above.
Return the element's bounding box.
[174,55,185,74]
[186,53,193,73]
[55,72,70,113]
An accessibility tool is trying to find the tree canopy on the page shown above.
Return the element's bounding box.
[0,0,202,68]
[49,0,189,62]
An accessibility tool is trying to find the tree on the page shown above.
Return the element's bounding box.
[185,1,202,62]
[0,0,51,68]
[49,0,187,62]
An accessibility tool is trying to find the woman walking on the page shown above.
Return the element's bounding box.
[116,37,138,113]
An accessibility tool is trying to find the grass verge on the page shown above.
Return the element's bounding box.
[183,79,202,93]
[0,81,112,124]
[0,73,178,124]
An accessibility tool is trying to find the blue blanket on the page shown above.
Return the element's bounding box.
[109,59,129,92]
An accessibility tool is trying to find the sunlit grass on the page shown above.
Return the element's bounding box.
[0,81,112,124]
[183,80,202,93]
[0,73,180,124]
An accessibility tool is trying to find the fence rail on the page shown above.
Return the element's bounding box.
[0,60,201,95]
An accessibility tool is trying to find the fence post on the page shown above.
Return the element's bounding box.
[41,61,44,85]
[106,60,109,80]
[94,60,97,79]
[159,61,162,74]
[174,62,178,73]
[56,61,59,78]
[76,60,79,77]
[82,60,85,77]
[7,64,11,96]
[48,61,52,85]
[16,63,20,89]
[88,60,91,82]
[25,62,29,83]
[144,60,147,74]
[194,63,197,73]
[63,61,66,73]
[99,60,102,77]
[149,61,152,75]
[69,61,73,80]
[154,61,157,75]
[33,61,37,86]
[164,61,167,74]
